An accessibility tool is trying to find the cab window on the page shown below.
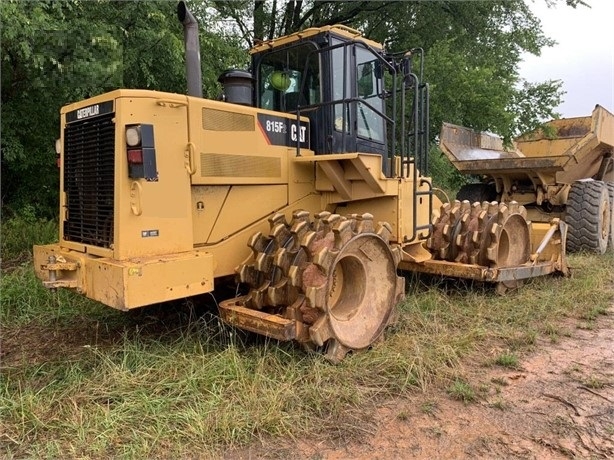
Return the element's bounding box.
[257,43,320,112]
[356,47,384,142]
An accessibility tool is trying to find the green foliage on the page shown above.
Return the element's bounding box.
[494,352,519,368]
[0,0,247,218]
[425,40,516,141]
[1,0,126,217]
[0,265,100,327]
[1,0,572,217]
[512,79,565,135]
[447,379,476,403]
[0,212,57,266]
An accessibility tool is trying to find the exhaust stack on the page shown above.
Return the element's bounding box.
[177,1,203,98]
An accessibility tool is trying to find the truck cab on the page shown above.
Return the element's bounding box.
[251,26,389,160]
[216,25,429,178]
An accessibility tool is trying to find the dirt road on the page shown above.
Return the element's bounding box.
[242,309,614,459]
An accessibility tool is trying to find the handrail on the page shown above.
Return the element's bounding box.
[265,32,432,241]
[297,40,399,170]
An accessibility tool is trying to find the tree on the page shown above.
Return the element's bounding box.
[1,0,119,217]
[383,0,565,140]
[212,0,400,45]
[1,0,245,218]
[0,0,580,217]
[211,0,572,141]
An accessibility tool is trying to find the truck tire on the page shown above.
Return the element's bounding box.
[565,180,610,254]
[456,183,497,203]
[607,182,614,250]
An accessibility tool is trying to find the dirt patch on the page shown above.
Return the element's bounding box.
[236,309,614,459]
[1,319,124,369]
[0,301,217,369]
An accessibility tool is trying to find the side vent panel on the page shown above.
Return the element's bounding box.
[200,153,281,177]
[202,108,255,131]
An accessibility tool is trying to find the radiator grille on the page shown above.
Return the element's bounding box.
[200,153,281,177]
[63,112,115,248]
[202,108,255,131]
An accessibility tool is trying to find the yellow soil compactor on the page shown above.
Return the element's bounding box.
[34,2,575,362]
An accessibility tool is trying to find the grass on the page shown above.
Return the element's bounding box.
[0,214,56,269]
[494,352,519,368]
[582,375,606,389]
[489,399,508,411]
[420,400,438,415]
[447,380,476,403]
[1,215,613,458]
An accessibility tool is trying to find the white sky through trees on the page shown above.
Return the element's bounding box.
[519,0,614,118]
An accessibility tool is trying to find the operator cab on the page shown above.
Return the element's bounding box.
[250,26,390,168]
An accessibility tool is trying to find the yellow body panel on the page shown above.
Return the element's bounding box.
[34,85,521,313]
[34,89,335,305]
[187,99,308,185]
[34,244,214,310]
[203,192,322,277]
[191,185,230,245]
[76,91,194,261]
[250,25,383,54]
[207,185,288,243]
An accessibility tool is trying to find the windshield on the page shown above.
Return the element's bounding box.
[256,43,320,112]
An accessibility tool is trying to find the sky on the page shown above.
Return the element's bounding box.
[518,0,614,118]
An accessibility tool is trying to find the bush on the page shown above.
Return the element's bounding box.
[1,207,58,266]
[428,146,468,198]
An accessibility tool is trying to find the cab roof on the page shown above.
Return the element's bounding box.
[249,25,384,55]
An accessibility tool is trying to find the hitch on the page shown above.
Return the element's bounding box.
[41,255,79,289]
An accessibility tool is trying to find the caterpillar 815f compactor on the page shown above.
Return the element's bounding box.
[34,2,568,363]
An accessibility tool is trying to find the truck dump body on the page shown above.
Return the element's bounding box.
[439,105,613,255]
[440,105,614,185]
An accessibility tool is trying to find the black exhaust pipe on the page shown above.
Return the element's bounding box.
[177,1,203,98]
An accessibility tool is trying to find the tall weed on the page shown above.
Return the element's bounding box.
[1,214,58,266]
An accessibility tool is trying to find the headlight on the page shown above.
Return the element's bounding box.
[55,138,61,154]
[126,126,141,147]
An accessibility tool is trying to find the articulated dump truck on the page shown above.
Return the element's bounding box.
[34,2,568,363]
[441,105,614,254]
